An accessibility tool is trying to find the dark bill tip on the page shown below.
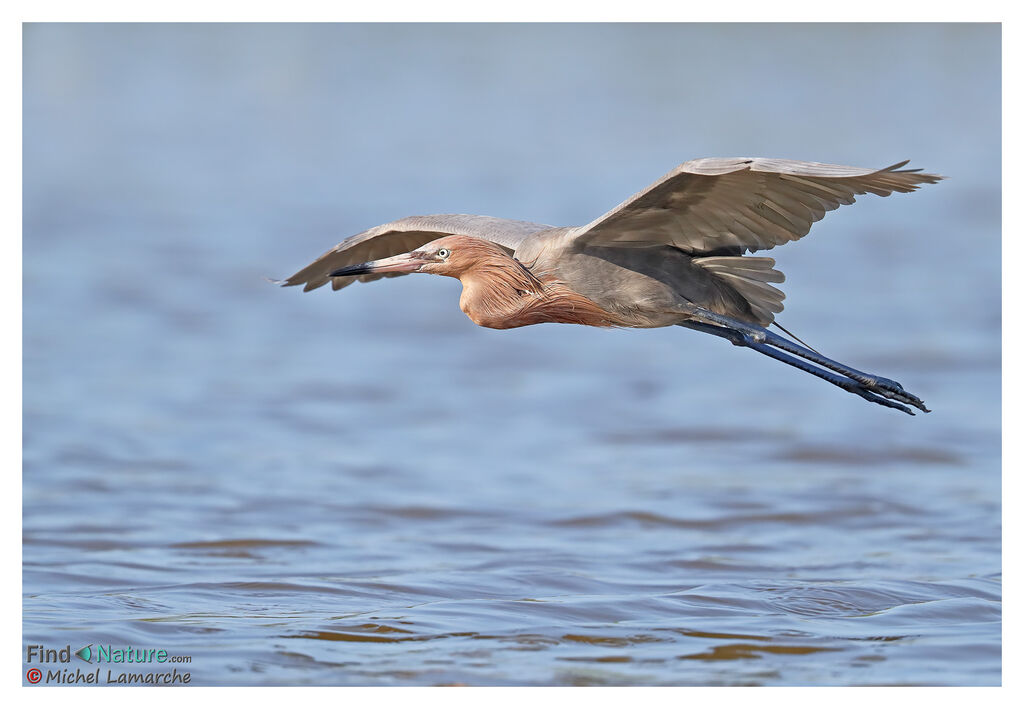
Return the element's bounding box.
[329,263,372,278]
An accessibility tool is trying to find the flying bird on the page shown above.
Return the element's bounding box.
[280,158,942,414]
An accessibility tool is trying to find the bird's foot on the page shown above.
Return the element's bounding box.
[842,374,929,414]
[734,332,929,415]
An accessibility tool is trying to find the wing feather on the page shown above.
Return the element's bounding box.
[572,158,943,254]
[281,214,552,292]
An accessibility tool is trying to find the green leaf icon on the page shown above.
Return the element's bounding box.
[75,645,92,662]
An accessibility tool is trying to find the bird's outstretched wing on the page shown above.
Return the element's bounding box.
[280,214,552,292]
[570,158,943,254]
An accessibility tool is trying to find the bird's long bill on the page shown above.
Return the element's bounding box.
[329,252,428,278]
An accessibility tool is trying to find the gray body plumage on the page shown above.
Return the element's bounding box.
[283,157,941,329]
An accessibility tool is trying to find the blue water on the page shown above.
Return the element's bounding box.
[23,23,1000,685]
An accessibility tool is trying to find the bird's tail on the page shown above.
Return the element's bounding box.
[692,255,786,326]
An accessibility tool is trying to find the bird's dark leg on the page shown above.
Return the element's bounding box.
[682,307,929,412]
[683,308,886,388]
[679,318,926,415]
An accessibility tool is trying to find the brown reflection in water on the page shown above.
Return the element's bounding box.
[171,538,319,559]
[774,445,963,466]
[679,643,840,661]
[561,634,663,647]
[172,539,319,549]
[677,629,770,641]
[285,627,496,645]
[561,655,636,664]
[601,427,787,445]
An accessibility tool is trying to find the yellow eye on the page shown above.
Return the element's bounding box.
[437,248,451,259]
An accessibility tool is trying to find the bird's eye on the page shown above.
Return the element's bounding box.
[437,248,451,259]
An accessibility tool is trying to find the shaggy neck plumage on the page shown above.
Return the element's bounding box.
[453,247,624,330]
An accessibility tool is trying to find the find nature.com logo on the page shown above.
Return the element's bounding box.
[25,644,192,685]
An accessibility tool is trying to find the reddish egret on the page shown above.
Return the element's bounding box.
[281,158,942,414]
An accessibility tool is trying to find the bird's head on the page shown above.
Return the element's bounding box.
[329,235,511,280]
